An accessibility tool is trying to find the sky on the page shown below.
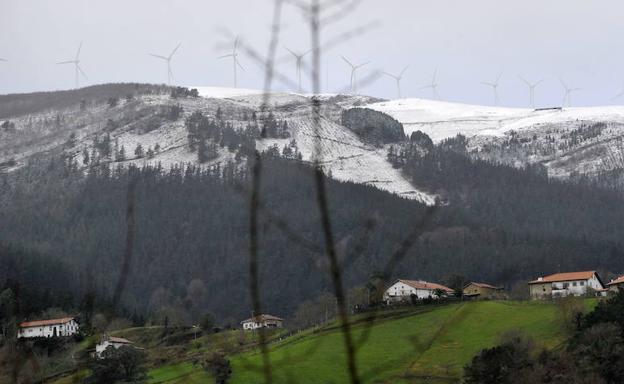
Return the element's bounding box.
[1,0,624,107]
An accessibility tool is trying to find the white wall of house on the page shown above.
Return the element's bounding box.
[17,319,79,338]
[383,281,443,303]
[550,275,603,297]
[242,319,282,330]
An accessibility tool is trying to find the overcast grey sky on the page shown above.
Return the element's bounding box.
[1,0,623,107]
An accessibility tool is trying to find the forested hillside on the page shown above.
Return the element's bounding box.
[2,138,624,323]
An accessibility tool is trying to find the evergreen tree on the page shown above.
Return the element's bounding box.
[134,144,144,158]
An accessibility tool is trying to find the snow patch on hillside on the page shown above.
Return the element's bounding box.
[367,98,624,142]
[257,116,436,204]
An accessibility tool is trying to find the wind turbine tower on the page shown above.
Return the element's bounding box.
[57,42,87,89]
[149,43,181,85]
[340,55,370,94]
[481,72,502,106]
[219,36,245,88]
[559,78,581,107]
[286,47,311,93]
[519,76,543,108]
[420,68,440,100]
[383,65,409,99]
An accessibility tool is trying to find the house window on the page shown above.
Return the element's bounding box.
[573,282,577,286]
[580,281,585,286]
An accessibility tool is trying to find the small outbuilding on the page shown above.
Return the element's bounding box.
[606,275,624,293]
[463,282,505,299]
[95,335,135,358]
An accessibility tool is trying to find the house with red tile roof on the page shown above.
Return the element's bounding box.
[383,279,454,304]
[528,271,606,299]
[463,282,505,299]
[606,275,624,293]
[17,317,79,338]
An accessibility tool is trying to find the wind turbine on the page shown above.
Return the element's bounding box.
[286,47,311,93]
[559,77,581,107]
[149,43,181,85]
[218,36,245,88]
[57,42,87,89]
[0,58,6,62]
[340,55,370,94]
[420,68,440,100]
[481,72,502,106]
[383,65,409,99]
[519,76,543,108]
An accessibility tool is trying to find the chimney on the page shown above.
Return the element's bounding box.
[537,277,543,282]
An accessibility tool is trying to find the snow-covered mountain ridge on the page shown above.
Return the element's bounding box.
[0,86,434,204]
[368,98,624,180]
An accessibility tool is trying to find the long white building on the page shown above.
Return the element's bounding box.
[17,317,79,338]
[241,314,283,330]
[383,279,454,304]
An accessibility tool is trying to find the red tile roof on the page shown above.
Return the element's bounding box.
[467,282,503,290]
[528,271,597,284]
[398,279,454,293]
[607,275,624,286]
[241,314,283,324]
[19,317,75,328]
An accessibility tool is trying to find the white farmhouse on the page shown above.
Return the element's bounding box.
[17,317,79,339]
[383,279,454,304]
[95,335,134,357]
[528,271,607,299]
[241,314,283,330]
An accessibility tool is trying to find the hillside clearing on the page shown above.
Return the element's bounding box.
[144,300,595,384]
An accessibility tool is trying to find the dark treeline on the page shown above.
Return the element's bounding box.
[2,138,624,323]
[0,83,172,119]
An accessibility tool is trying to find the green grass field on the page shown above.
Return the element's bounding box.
[147,300,594,384]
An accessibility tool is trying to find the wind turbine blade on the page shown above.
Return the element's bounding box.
[169,43,181,59]
[518,76,530,86]
[237,60,245,72]
[356,61,371,69]
[534,79,544,87]
[340,55,354,68]
[419,85,433,90]
[432,67,438,83]
[75,41,82,60]
[218,54,234,59]
[612,91,624,101]
[559,77,568,90]
[149,54,168,60]
[56,60,75,65]
[302,49,312,57]
[382,72,398,80]
[285,47,298,58]
[0,58,6,62]
[234,36,240,50]
[481,81,494,87]
[77,65,88,79]
[399,65,409,77]
[495,72,503,83]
